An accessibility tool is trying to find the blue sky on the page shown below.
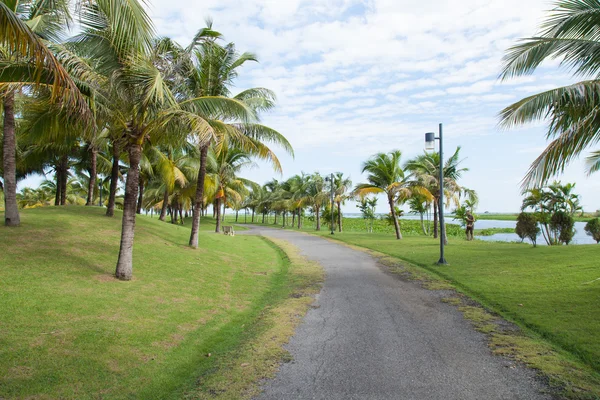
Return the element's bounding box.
[21,0,600,213]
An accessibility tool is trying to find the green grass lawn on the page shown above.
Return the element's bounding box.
[0,207,315,399]
[240,217,600,373]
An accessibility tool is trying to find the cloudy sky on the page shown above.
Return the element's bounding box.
[147,0,599,213]
[25,0,600,213]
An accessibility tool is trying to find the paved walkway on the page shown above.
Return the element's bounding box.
[243,226,552,400]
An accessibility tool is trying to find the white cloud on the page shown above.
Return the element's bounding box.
[141,0,599,212]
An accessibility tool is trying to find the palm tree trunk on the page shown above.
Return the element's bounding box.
[171,198,178,224]
[222,200,226,222]
[106,143,120,217]
[159,189,168,221]
[215,198,221,233]
[189,144,209,248]
[316,206,321,231]
[115,142,142,281]
[54,164,62,206]
[235,209,239,222]
[292,210,296,227]
[298,208,302,229]
[388,195,401,240]
[337,201,342,232]
[2,91,19,226]
[59,155,68,206]
[179,206,184,224]
[420,212,427,235]
[86,148,97,206]
[252,208,255,222]
[136,177,144,214]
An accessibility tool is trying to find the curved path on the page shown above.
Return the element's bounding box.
[244,226,552,400]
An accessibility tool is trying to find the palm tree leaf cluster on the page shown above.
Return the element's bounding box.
[500,0,600,187]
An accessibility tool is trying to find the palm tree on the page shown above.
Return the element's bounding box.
[180,26,293,248]
[333,172,352,232]
[499,0,600,187]
[408,194,432,235]
[305,173,328,231]
[354,151,424,240]
[207,146,254,233]
[1,0,90,226]
[405,148,469,239]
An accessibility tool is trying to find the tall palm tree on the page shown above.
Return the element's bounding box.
[207,145,254,233]
[182,29,292,248]
[405,148,469,239]
[354,151,423,240]
[499,0,600,187]
[1,0,89,226]
[305,173,328,231]
[333,172,352,232]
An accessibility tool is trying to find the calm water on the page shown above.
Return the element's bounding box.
[345,213,597,245]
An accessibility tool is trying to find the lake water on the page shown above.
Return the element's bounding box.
[345,213,597,245]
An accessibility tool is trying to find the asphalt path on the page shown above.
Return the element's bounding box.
[243,226,553,400]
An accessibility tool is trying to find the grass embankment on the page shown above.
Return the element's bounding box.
[0,207,323,399]
[238,216,600,397]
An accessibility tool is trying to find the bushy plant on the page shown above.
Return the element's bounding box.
[584,218,600,244]
[550,211,575,245]
[515,212,540,247]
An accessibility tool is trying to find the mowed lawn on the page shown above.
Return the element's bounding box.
[0,207,287,399]
[247,217,600,373]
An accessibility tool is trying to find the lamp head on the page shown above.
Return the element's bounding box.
[425,132,436,151]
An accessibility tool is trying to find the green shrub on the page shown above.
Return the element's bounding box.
[584,218,600,244]
[516,212,540,247]
[550,211,575,245]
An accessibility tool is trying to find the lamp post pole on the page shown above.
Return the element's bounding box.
[437,123,447,265]
[425,123,447,265]
[330,173,335,235]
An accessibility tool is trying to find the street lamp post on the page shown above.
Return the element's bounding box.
[425,123,448,265]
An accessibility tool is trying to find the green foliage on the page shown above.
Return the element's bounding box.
[453,205,477,228]
[356,197,377,233]
[521,181,582,245]
[500,0,600,186]
[516,212,541,247]
[550,211,576,245]
[584,218,600,244]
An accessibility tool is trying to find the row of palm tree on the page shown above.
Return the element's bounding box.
[1,1,292,281]
[240,172,353,232]
[239,149,476,240]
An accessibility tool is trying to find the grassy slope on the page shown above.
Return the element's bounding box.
[0,207,299,399]
[239,217,600,373]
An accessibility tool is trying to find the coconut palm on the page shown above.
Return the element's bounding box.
[405,148,471,239]
[182,29,293,248]
[499,0,600,187]
[305,173,328,231]
[1,0,90,226]
[333,172,352,232]
[207,145,255,233]
[354,150,425,240]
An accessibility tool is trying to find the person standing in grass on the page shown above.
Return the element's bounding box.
[466,211,475,241]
